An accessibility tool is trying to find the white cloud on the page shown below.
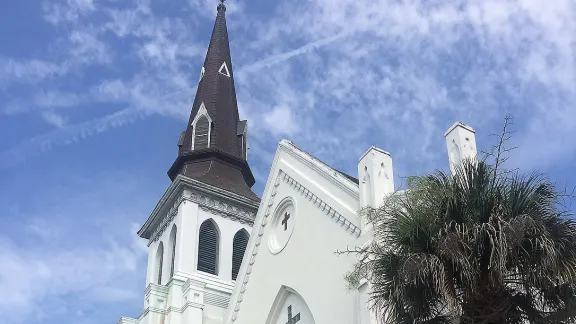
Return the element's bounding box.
[2,0,575,173]
[0,173,150,324]
[263,105,296,136]
[0,234,144,321]
[68,29,111,64]
[0,59,61,85]
[42,110,68,128]
[43,0,96,25]
[2,1,576,323]
[0,108,146,169]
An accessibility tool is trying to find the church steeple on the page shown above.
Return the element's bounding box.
[168,1,258,201]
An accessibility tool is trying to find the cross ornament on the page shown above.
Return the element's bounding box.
[281,212,291,231]
[285,305,300,324]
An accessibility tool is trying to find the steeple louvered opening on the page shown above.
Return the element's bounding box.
[197,219,219,275]
[232,229,249,280]
[156,242,164,285]
[194,116,210,149]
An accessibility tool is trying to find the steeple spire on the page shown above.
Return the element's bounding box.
[168,1,258,201]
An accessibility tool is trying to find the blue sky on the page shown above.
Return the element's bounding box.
[1,0,575,323]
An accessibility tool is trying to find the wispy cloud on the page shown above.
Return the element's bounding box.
[41,110,68,128]
[1,1,575,322]
[0,172,149,324]
[0,108,145,169]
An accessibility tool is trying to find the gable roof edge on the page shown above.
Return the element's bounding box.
[278,140,359,200]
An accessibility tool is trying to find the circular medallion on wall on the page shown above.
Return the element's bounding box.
[268,198,296,254]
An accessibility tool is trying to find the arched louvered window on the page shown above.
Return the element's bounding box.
[232,229,249,280]
[156,242,164,285]
[194,116,210,149]
[197,219,219,275]
[169,226,177,278]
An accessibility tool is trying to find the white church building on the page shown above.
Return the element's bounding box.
[118,3,478,324]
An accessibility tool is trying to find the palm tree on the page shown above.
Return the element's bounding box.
[346,158,576,324]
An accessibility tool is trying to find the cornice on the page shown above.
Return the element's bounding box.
[149,195,186,245]
[117,316,138,324]
[145,283,169,298]
[183,278,207,294]
[148,190,257,245]
[279,140,359,199]
[195,193,255,226]
[138,302,205,318]
[141,175,259,243]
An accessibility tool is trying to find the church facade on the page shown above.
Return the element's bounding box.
[118,3,478,324]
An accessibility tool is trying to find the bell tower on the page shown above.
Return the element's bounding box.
[119,2,260,324]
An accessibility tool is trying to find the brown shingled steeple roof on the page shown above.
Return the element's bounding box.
[168,1,259,201]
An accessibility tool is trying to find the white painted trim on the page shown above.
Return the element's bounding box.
[226,173,283,323]
[138,175,259,242]
[218,61,231,77]
[279,140,359,199]
[199,66,205,82]
[444,121,475,136]
[191,102,212,149]
[118,316,139,324]
[242,123,249,160]
[359,146,391,162]
[264,286,315,324]
[281,171,361,237]
[267,196,297,255]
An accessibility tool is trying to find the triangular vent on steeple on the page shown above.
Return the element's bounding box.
[218,62,231,77]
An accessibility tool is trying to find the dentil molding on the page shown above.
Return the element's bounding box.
[282,172,361,237]
[149,191,257,245]
[230,172,282,323]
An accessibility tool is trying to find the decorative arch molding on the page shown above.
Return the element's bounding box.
[155,242,164,285]
[168,225,177,278]
[191,102,213,150]
[361,166,371,207]
[264,285,315,324]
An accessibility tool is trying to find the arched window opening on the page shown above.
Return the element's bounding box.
[156,242,164,285]
[232,229,249,280]
[198,219,219,275]
[194,116,210,149]
[169,225,177,278]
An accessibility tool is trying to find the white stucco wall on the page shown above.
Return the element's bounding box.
[144,193,253,286]
[444,122,477,174]
[126,176,258,324]
[226,142,364,324]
